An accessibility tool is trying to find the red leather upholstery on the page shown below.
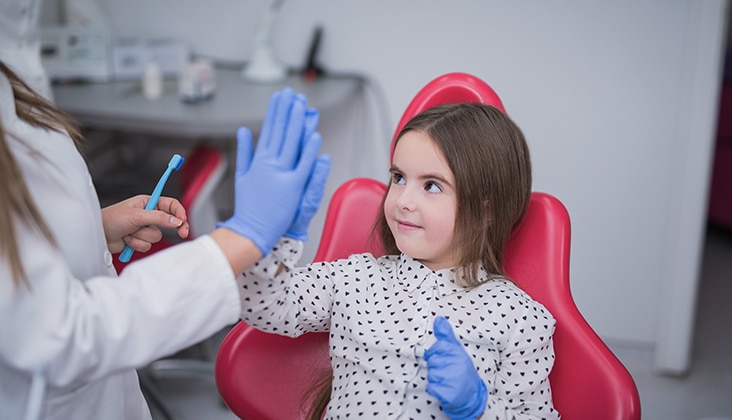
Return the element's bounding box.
[179,145,226,215]
[505,192,641,419]
[178,145,227,238]
[215,322,331,419]
[215,73,641,420]
[390,72,505,162]
[311,177,387,262]
[708,82,732,232]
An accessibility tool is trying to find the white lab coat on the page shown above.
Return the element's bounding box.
[0,0,53,99]
[0,69,241,419]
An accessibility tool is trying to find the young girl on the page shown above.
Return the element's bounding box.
[238,102,559,419]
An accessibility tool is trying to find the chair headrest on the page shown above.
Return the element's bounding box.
[391,72,505,162]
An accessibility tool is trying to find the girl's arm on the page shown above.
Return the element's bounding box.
[237,238,341,337]
[485,301,559,419]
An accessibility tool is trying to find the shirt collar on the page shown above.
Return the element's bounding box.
[394,255,497,296]
[395,254,463,296]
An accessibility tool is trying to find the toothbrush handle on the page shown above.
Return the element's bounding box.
[119,245,135,263]
[118,168,173,263]
[146,168,173,210]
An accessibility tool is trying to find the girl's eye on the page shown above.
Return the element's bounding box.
[425,181,442,193]
[392,172,405,185]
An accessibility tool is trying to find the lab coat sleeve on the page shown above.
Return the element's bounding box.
[0,230,241,388]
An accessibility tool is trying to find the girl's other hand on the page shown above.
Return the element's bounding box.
[425,316,488,420]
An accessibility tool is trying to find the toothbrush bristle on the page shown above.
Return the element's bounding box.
[170,154,185,171]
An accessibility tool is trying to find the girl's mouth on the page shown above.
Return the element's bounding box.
[396,219,421,231]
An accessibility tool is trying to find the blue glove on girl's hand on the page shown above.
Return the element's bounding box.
[424,316,488,420]
[217,88,326,255]
[283,108,331,242]
[283,151,331,242]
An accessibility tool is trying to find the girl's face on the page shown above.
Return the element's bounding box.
[384,131,457,271]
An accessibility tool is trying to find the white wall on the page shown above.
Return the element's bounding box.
[55,0,728,374]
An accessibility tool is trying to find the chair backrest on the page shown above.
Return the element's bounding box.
[505,192,641,419]
[390,72,505,162]
[215,73,641,420]
[179,144,228,238]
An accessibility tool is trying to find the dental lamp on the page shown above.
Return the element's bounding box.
[241,0,288,83]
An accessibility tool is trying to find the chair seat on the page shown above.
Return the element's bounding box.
[216,322,331,419]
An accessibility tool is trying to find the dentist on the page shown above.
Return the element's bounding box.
[0,58,330,420]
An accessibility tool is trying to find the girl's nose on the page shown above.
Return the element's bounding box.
[396,187,415,211]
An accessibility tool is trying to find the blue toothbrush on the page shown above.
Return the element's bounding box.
[119,154,185,263]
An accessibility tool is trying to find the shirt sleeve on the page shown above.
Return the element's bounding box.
[237,238,344,337]
[0,232,241,388]
[483,291,559,419]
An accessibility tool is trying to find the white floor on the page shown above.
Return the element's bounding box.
[147,226,732,420]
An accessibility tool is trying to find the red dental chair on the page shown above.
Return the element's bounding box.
[215,73,641,420]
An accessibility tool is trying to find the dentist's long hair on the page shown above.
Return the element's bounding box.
[0,60,83,289]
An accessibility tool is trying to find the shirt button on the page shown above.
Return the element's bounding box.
[104,251,113,266]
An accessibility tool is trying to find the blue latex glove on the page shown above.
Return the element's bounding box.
[283,107,331,242]
[217,88,324,255]
[424,316,488,420]
[283,152,331,241]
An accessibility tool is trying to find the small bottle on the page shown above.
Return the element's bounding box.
[143,62,163,100]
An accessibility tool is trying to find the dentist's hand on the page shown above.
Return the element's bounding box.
[424,316,488,420]
[217,88,325,255]
[102,195,189,254]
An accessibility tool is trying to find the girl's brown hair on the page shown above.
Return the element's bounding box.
[0,60,84,288]
[305,102,532,418]
[377,102,532,287]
